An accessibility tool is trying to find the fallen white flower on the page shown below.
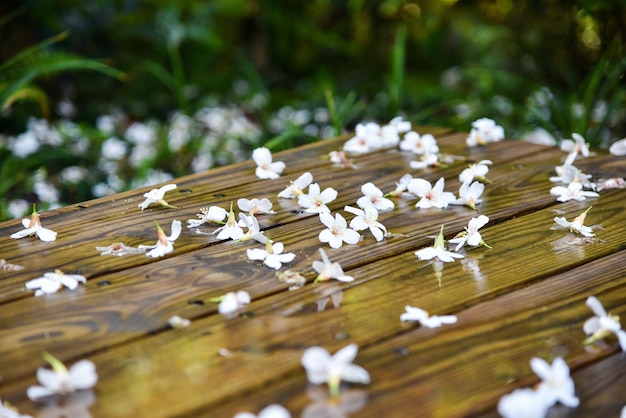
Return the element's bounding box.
[138,184,177,210]
[27,353,98,400]
[25,270,87,297]
[400,305,457,328]
[301,343,370,398]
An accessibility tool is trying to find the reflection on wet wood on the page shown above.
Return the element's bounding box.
[0,126,624,417]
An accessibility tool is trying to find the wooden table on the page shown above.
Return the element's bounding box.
[0,127,624,417]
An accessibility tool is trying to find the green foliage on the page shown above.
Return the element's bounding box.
[1,0,625,220]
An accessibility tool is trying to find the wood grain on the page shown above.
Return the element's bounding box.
[0,130,624,418]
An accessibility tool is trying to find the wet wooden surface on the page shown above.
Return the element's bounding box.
[0,127,625,417]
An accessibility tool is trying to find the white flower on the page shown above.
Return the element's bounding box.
[0,259,24,271]
[217,290,251,316]
[344,205,387,242]
[561,133,590,158]
[138,184,177,210]
[213,204,245,240]
[10,205,57,242]
[298,183,338,214]
[466,118,505,146]
[583,296,626,351]
[237,214,267,243]
[530,357,579,408]
[415,225,464,263]
[27,353,98,400]
[449,215,491,251]
[553,207,595,237]
[301,344,370,398]
[450,181,485,210]
[168,315,191,329]
[595,177,626,191]
[342,123,378,154]
[388,174,413,197]
[497,388,550,418]
[549,164,593,188]
[95,242,146,256]
[400,306,457,328]
[609,138,626,156]
[399,131,439,155]
[407,177,456,209]
[278,172,313,198]
[139,220,182,258]
[25,270,86,297]
[253,147,285,179]
[356,182,394,211]
[312,248,354,283]
[247,240,295,270]
[328,150,357,169]
[409,153,440,169]
[550,182,599,202]
[187,206,228,228]
[318,213,361,249]
[459,160,492,184]
[0,398,32,418]
[238,198,275,215]
[234,404,291,418]
[101,137,128,160]
[387,115,412,133]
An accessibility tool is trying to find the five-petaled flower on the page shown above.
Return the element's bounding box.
[399,131,439,155]
[550,182,599,202]
[356,182,394,212]
[415,225,464,262]
[553,207,595,237]
[449,215,491,251]
[213,203,244,240]
[530,357,579,408]
[278,172,313,198]
[312,248,354,283]
[27,352,98,400]
[247,239,295,270]
[318,212,361,249]
[253,147,285,179]
[407,177,456,209]
[583,296,626,351]
[233,404,291,418]
[238,197,276,215]
[138,184,177,210]
[344,205,387,242]
[139,220,182,258]
[301,343,370,398]
[298,183,338,214]
[10,205,57,242]
[25,269,87,297]
[451,181,485,210]
[560,133,590,158]
[400,306,457,328]
[466,118,505,146]
[459,160,492,184]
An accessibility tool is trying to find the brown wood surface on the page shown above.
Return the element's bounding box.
[0,126,624,418]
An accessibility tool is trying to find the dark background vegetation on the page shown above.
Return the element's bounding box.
[0,0,624,219]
